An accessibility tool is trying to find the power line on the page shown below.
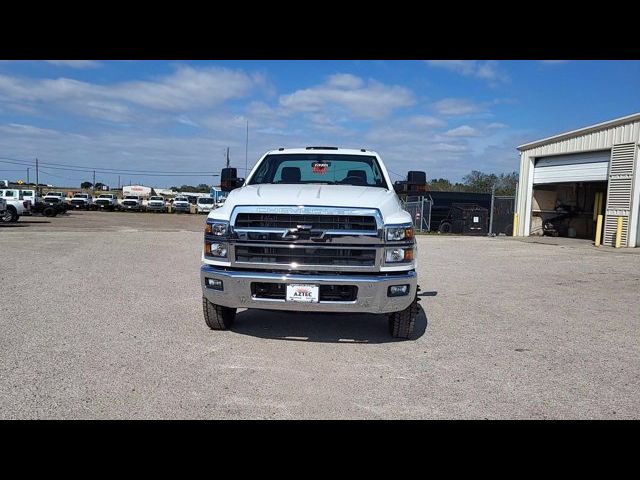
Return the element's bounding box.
[0,157,219,175]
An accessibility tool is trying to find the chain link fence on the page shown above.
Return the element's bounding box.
[402,196,433,233]
[489,195,516,236]
[401,193,514,235]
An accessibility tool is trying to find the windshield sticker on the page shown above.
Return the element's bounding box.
[312,162,330,174]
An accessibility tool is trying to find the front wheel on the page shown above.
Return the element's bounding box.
[388,295,418,339]
[203,296,236,330]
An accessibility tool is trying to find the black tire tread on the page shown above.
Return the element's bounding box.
[388,296,418,339]
[202,296,236,330]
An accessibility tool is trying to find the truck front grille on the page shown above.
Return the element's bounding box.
[234,213,377,231]
[71,199,86,205]
[235,245,376,266]
[96,200,111,205]
[123,201,137,206]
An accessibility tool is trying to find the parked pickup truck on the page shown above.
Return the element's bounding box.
[172,196,191,213]
[200,147,421,339]
[146,196,167,213]
[70,193,93,209]
[95,194,118,211]
[42,192,68,211]
[0,197,6,219]
[196,196,216,214]
[120,195,144,211]
[0,188,32,222]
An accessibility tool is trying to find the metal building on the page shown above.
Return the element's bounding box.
[515,113,640,247]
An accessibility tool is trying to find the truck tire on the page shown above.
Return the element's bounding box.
[203,296,236,330]
[1,206,18,223]
[43,206,57,217]
[388,295,418,339]
[438,222,452,234]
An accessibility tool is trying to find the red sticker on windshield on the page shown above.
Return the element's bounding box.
[312,162,329,174]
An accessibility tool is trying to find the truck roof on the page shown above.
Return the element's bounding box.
[266,147,379,156]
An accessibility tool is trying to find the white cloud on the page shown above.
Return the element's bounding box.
[432,98,485,116]
[45,60,102,69]
[176,115,200,128]
[0,65,265,122]
[279,74,415,120]
[407,115,446,128]
[426,60,509,84]
[445,125,481,137]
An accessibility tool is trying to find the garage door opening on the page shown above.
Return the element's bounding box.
[530,182,607,239]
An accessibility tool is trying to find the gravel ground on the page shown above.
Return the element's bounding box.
[1,211,638,419]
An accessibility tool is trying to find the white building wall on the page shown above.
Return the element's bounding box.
[516,117,640,246]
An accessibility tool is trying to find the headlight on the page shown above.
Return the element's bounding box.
[205,242,228,258]
[385,247,414,263]
[205,220,229,237]
[386,225,414,241]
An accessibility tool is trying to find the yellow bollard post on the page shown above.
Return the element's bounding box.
[512,213,519,237]
[595,214,603,247]
[593,192,601,221]
[615,216,623,248]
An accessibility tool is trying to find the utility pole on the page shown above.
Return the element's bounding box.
[226,147,230,168]
[27,168,30,185]
[35,158,39,195]
[245,120,249,176]
[118,175,121,189]
[93,170,96,191]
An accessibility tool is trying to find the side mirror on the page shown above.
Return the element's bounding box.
[221,168,243,192]
[393,181,406,194]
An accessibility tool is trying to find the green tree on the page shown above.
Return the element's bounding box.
[81,181,93,189]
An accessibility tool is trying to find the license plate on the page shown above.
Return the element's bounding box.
[286,284,319,303]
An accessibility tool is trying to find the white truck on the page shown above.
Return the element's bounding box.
[0,197,6,219]
[0,189,32,222]
[200,147,421,339]
[146,196,167,213]
[70,192,94,209]
[120,195,144,212]
[94,193,118,211]
[196,196,216,214]
[172,196,191,213]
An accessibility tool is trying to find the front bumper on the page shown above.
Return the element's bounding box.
[147,204,166,211]
[200,265,416,314]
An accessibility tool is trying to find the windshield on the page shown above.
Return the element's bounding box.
[47,192,62,197]
[175,197,187,202]
[74,194,87,198]
[248,153,388,188]
[98,195,112,198]
[150,197,163,201]
[198,198,215,204]
[124,196,138,200]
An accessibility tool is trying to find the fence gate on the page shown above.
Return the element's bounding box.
[490,196,516,236]
[403,196,432,233]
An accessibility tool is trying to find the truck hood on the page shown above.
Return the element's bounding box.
[211,184,411,224]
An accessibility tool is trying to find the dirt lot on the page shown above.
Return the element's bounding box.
[1,211,639,419]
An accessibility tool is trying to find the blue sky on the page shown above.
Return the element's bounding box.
[1,60,639,188]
